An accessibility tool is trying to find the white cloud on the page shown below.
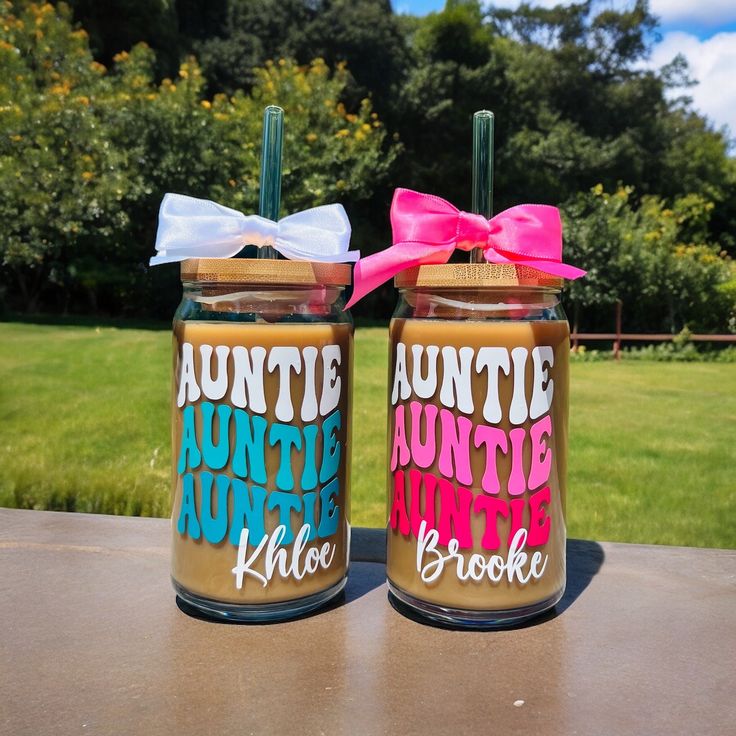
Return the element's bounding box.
[650,30,736,135]
[485,1,736,27]
[649,0,736,28]
[478,1,736,134]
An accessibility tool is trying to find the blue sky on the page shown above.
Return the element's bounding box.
[393,1,736,137]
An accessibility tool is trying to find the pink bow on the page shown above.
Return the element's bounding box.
[346,188,585,308]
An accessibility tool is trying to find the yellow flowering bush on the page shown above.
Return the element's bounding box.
[563,186,733,333]
[204,58,395,214]
[1,4,397,314]
[0,1,134,309]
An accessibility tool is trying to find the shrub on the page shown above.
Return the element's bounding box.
[563,185,734,333]
[0,3,397,315]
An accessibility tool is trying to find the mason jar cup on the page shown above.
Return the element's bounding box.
[170,258,353,621]
[386,263,569,627]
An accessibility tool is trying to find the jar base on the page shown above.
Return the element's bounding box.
[173,575,348,623]
[387,579,564,629]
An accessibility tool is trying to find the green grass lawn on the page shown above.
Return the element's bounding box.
[1,322,734,548]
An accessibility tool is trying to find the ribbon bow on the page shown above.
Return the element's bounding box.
[346,188,585,307]
[150,193,358,265]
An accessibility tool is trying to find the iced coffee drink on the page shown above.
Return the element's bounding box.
[170,259,353,620]
[386,264,569,626]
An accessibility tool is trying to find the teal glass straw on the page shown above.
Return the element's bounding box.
[471,110,494,264]
[257,105,284,260]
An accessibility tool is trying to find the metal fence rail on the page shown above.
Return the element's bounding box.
[571,333,736,342]
[570,331,736,360]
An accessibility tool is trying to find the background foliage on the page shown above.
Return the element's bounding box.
[1,1,393,315]
[1,0,734,332]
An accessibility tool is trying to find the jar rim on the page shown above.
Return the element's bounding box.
[394,263,563,289]
[180,258,352,286]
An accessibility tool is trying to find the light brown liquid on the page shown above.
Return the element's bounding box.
[387,318,569,611]
[171,320,352,605]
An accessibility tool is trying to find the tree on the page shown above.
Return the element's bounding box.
[5,0,735,327]
[178,0,410,117]
[184,0,312,94]
[398,1,732,215]
[563,185,733,333]
[0,2,139,311]
[391,1,505,206]
[63,0,736,262]
[1,3,396,315]
[65,0,181,75]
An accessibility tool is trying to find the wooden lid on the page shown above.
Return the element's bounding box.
[395,263,563,289]
[180,258,351,286]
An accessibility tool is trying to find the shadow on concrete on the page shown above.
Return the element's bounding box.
[175,530,604,630]
[385,536,605,631]
[556,538,606,615]
[174,529,388,625]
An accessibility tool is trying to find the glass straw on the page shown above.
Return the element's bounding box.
[471,110,494,264]
[257,105,284,260]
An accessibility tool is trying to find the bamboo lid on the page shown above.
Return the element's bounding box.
[181,258,351,286]
[395,263,562,289]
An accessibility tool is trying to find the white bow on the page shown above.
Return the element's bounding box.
[150,193,359,265]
